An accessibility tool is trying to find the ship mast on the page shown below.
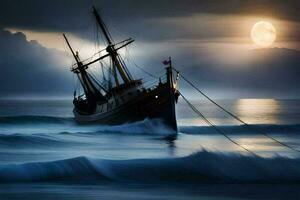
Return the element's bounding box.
[63,6,135,103]
[92,6,132,87]
[63,34,106,104]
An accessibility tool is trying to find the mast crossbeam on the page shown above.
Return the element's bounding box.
[71,38,134,73]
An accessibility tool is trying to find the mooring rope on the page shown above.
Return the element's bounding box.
[178,91,257,156]
[175,69,300,153]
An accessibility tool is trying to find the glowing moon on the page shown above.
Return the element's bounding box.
[251,21,276,47]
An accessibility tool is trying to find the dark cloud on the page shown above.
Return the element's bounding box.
[0,0,299,31]
[0,29,73,97]
[180,48,300,95]
[0,0,299,44]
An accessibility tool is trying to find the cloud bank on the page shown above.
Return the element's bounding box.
[0,30,72,97]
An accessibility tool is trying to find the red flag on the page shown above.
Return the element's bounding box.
[162,60,170,65]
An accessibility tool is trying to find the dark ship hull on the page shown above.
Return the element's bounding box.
[74,77,178,131]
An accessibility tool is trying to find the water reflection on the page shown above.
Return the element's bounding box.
[178,99,282,126]
[235,99,279,124]
[172,133,300,158]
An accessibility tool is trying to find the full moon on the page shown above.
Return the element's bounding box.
[251,21,276,48]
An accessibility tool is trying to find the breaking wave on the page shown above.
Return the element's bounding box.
[0,115,173,135]
[1,151,300,183]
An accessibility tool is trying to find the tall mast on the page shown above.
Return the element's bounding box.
[63,34,80,63]
[92,7,113,46]
[92,6,131,86]
[63,33,106,103]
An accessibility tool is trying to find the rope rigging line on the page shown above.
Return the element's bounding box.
[178,91,257,156]
[124,46,158,79]
[88,70,108,93]
[132,62,158,79]
[176,69,300,153]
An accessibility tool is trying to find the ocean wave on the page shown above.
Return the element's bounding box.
[179,124,300,135]
[0,116,173,135]
[0,156,106,182]
[0,115,74,125]
[86,119,173,135]
[1,151,300,183]
[1,115,299,136]
[0,134,67,147]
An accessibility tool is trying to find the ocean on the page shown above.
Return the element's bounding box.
[0,98,300,200]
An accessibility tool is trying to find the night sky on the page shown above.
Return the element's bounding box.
[0,0,300,99]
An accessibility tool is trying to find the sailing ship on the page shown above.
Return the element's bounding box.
[63,7,179,131]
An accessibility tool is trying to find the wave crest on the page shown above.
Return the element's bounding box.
[1,151,300,183]
[0,116,173,135]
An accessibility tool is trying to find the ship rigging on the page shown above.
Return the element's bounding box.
[63,7,179,131]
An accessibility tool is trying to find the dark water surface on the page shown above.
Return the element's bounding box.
[0,99,300,199]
